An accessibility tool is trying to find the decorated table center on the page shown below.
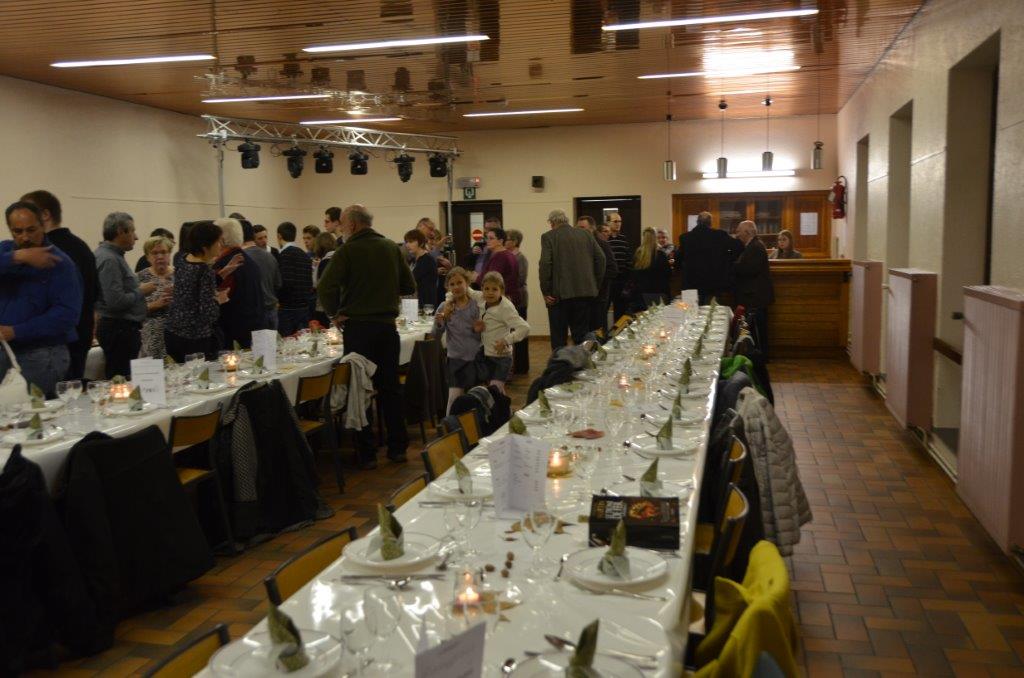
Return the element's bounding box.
[197,301,732,678]
[1,319,436,491]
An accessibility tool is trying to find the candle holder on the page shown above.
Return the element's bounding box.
[326,327,341,345]
[547,447,574,478]
[219,350,239,373]
[615,373,631,389]
[656,328,670,342]
[640,343,657,359]
[109,379,132,403]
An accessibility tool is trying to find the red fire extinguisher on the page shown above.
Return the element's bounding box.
[828,176,847,219]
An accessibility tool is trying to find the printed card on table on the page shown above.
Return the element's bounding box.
[680,290,699,307]
[402,298,420,323]
[414,620,484,678]
[487,434,549,520]
[130,358,166,406]
[250,329,278,372]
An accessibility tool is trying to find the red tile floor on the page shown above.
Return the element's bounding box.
[40,348,1024,676]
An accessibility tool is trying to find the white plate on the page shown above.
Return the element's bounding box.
[627,432,701,458]
[209,629,342,677]
[4,426,65,447]
[24,400,64,414]
[637,407,705,427]
[105,401,159,417]
[430,475,493,500]
[544,385,583,400]
[511,652,644,677]
[185,382,233,394]
[566,546,668,589]
[604,479,694,499]
[343,532,441,572]
[237,369,276,379]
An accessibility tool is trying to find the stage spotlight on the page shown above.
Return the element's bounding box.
[282,146,307,178]
[428,154,448,178]
[238,140,261,169]
[393,152,415,182]
[314,147,334,173]
[349,150,369,175]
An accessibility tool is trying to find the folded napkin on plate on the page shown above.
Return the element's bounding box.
[509,414,529,436]
[129,386,144,412]
[29,384,44,410]
[594,344,608,362]
[570,428,604,439]
[538,391,552,418]
[567,619,599,678]
[253,355,266,374]
[369,503,405,560]
[639,459,663,497]
[197,367,210,388]
[28,413,43,440]
[598,520,630,579]
[232,340,243,352]
[693,335,705,359]
[678,358,692,393]
[267,603,310,672]
[672,391,684,421]
[453,453,473,495]
[655,417,674,451]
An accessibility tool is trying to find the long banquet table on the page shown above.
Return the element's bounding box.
[196,303,732,677]
[3,321,431,492]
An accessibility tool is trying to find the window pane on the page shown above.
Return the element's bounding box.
[754,199,783,234]
[718,200,747,234]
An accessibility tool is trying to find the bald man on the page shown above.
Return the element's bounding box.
[733,220,774,355]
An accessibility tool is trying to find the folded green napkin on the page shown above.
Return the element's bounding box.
[509,414,529,436]
[163,355,176,367]
[232,340,242,352]
[29,384,44,410]
[253,355,265,374]
[610,336,621,349]
[566,619,599,678]
[655,417,673,451]
[710,297,718,311]
[197,367,210,388]
[594,344,608,362]
[453,453,473,495]
[28,413,43,440]
[639,459,663,497]
[598,520,630,579]
[309,338,320,356]
[267,603,310,672]
[678,358,692,393]
[672,391,684,420]
[374,503,404,560]
[129,386,144,412]
[693,335,704,359]
[538,391,552,418]
[626,325,637,338]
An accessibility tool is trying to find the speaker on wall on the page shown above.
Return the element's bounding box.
[531,175,545,189]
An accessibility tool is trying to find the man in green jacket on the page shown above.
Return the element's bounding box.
[317,204,415,467]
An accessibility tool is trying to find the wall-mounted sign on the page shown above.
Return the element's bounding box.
[463,187,477,200]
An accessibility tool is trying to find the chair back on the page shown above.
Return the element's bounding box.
[418,337,445,421]
[296,370,333,405]
[421,430,465,480]
[144,624,229,677]
[456,409,482,448]
[705,484,750,628]
[168,407,222,452]
[712,437,748,527]
[403,340,432,424]
[388,473,429,511]
[264,527,358,605]
[331,361,351,388]
[610,314,633,336]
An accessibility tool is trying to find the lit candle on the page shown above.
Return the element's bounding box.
[641,343,657,359]
[221,352,239,372]
[657,328,670,341]
[326,328,341,345]
[616,373,630,389]
[109,382,132,401]
[547,448,572,478]
[456,585,481,606]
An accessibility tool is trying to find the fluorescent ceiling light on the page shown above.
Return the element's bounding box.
[52,54,215,68]
[701,169,796,178]
[639,66,800,79]
[603,8,818,31]
[463,108,584,118]
[304,35,488,54]
[203,94,332,103]
[301,117,402,125]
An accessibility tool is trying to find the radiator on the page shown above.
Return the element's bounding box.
[957,286,1024,555]
[851,260,883,374]
[885,269,936,429]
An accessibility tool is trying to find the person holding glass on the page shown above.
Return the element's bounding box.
[136,235,174,359]
[163,221,229,362]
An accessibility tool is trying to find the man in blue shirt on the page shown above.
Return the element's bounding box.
[0,201,83,396]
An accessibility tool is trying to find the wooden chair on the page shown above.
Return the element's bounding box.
[609,314,633,337]
[420,430,465,480]
[144,624,229,677]
[295,368,344,493]
[264,527,359,605]
[695,437,748,558]
[692,484,750,635]
[168,408,236,553]
[387,473,429,511]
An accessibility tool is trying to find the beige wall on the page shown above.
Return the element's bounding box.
[0,73,836,335]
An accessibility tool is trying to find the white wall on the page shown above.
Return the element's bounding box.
[0,73,836,335]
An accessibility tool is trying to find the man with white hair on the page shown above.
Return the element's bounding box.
[539,209,606,349]
[213,218,261,348]
[733,220,774,354]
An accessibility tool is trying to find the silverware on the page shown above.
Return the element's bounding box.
[543,635,659,668]
[435,550,453,571]
[569,579,669,601]
[553,553,569,582]
[621,474,636,482]
[501,658,517,675]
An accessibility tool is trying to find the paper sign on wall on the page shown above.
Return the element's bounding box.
[687,214,699,231]
[402,298,420,323]
[251,330,278,372]
[414,621,484,678]
[130,358,166,406]
[799,212,819,236]
[488,434,549,519]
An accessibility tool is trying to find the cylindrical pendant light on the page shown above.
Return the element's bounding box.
[663,160,677,181]
[663,113,676,181]
[716,156,728,178]
[812,141,824,170]
[717,99,728,178]
[762,150,774,172]
[811,52,824,170]
[762,93,773,171]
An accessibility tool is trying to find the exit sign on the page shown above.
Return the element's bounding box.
[462,187,477,200]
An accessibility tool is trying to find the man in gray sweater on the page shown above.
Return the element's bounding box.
[539,209,606,349]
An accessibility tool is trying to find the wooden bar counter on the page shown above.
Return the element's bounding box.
[767,259,851,358]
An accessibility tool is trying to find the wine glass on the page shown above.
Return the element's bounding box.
[422,304,435,318]
[520,509,556,578]
[339,606,374,677]
[56,380,77,410]
[362,587,403,670]
[87,380,110,416]
[443,499,482,563]
[573,446,598,503]
[67,379,83,412]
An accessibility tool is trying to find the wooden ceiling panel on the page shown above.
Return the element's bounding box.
[0,0,924,131]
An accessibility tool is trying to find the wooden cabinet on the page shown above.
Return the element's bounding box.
[672,190,832,258]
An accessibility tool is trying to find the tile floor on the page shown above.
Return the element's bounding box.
[42,349,1024,676]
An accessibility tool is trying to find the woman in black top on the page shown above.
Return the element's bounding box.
[164,221,229,362]
[404,228,438,310]
[629,227,672,311]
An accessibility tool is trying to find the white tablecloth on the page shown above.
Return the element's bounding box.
[196,304,731,677]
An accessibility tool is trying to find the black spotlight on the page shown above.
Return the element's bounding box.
[282,146,307,178]
[428,154,448,178]
[393,153,415,182]
[349,150,368,175]
[238,140,261,169]
[314,147,334,174]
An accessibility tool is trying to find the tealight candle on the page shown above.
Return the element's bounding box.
[456,585,481,606]
[616,373,630,389]
[641,343,657,359]
[326,328,341,345]
[547,448,573,478]
[657,328,670,341]
[109,382,132,401]
[221,352,239,372]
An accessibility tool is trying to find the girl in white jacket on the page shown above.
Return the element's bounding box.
[472,272,530,393]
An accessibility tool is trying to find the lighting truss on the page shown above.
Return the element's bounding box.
[198,114,460,157]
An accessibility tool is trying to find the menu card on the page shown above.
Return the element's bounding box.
[251,329,278,372]
[680,290,699,307]
[130,358,166,406]
[402,298,420,324]
[414,621,484,678]
[487,434,548,519]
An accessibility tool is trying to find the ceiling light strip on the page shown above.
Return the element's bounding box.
[604,8,818,31]
[701,169,796,179]
[639,66,800,80]
[304,35,488,54]
[463,108,584,118]
[52,54,215,68]
[203,94,332,103]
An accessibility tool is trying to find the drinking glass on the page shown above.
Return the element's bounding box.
[519,509,556,577]
[422,304,435,317]
[56,380,77,410]
[67,379,83,412]
[87,380,110,416]
[363,587,403,670]
[573,446,597,503]
[339,606,374,677]
[443,499,482,562]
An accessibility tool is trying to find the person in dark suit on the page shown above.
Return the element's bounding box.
[678,211,741,305]
[733,220,774,355]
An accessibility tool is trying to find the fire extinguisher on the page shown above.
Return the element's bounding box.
[828,176,847,219]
